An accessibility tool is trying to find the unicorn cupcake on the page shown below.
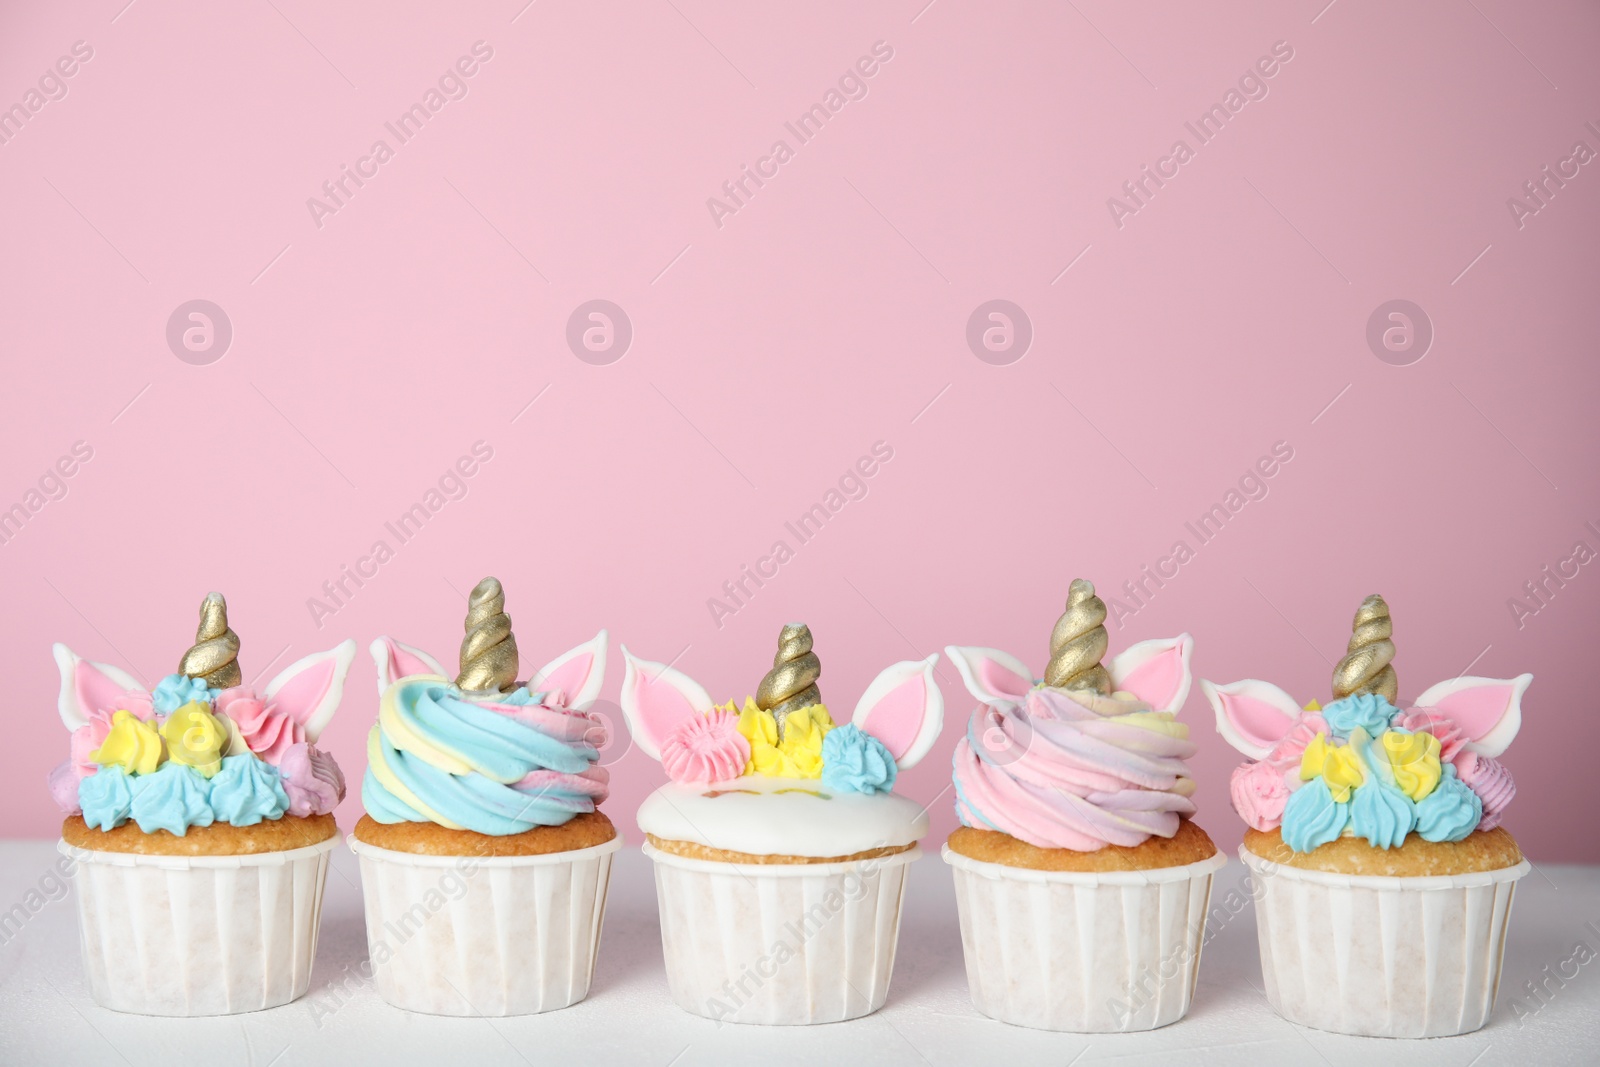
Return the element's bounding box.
[352,577,617,1016]
[49,592,355,1016]
[943,579,1223,1032]
[620,624,943,1025]
[1204,594,1530,1037]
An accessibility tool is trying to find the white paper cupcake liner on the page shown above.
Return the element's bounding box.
[59,836,337,1016]
[1240,846,1530,1038]
[643,842,920,1025]
[347,833,621,1017]
[944,844,1227,1032]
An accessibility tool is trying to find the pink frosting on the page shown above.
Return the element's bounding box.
[1397,708,1470,763]
[660,710,750,785]
[216,687,305,765]
[953,687,1198,851]
[68,709,115,780]
[48,760,81,813]
[278,743,346,817]
[1231,759,1295,831]
[1455,751,1515,830]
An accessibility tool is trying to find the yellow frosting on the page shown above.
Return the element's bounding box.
[736,699,833,778]
[365,726,463,829]
[376,675,477,777]
[92,710,164,775]
[160,701,228,778]
[1379,728,1442,801]
[1301,732,1366,803]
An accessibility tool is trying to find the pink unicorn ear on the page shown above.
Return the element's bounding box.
[368,637,447,695]
[1108,634,1193,714]
[618,646,714,761]
[1202,678,1304,759]
[943,646,1034,707]
[1413,674,1530,758]
[52,643,145,730]
[264,639,356,743]
[527,630,608,711]
[852,655,943,770]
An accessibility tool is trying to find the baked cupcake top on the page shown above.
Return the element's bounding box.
[1204,594,1526,853]
[363,577,610,836]
[49,593,355,836]
[622,623,943,857]
[946,579,1199,851]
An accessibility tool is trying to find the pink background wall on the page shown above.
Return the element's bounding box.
[3,1,1597,860]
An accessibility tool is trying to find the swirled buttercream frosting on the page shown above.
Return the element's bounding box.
[362,675,609,835]
[953,686,1198,851]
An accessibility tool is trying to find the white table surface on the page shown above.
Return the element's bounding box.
[1,840,1595,1066]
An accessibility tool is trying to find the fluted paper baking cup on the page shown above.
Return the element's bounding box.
[1240,846,1529,1038]
[347,833,621,1017]
[643,842,919,1025]
[944,845,1227,1032]
[59,836,337,1016]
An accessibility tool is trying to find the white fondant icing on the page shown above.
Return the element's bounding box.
[51,643,142,731]
[636,776,929,858]
[943,645,1034,707]
[1413,673,1531,758]
[1107,633,1194,715]
[618,645,714,761]
[527,629,608,711]
[265,640,356,743]
[851,654,943,770]
[368,637,447,695]
[1201,678,1303,759]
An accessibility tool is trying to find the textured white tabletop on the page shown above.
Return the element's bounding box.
[1,840,1594,1066]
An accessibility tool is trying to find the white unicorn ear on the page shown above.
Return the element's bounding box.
[1414,674,1531,758]
[369,636,447,696]
[852,655,943,770]
[52,643,144,731]
[943,645,1034,707]
[527,630,608,711]
[1202,678,1304,759]
[1108,634,1193,714]
[618,645,714,760]
[265,640,357,743]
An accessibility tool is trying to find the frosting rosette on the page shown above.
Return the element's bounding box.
[1222,692,1517,852]
[953,686,1198,851]
[49,650,353,835]
[362,676,609,835]
[661,706,749,785]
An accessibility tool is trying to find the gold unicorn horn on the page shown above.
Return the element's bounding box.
[1332,594,1397,703]
[1043,578,1111,694]
[455,577,518,692]
[178,592,241,688]
[756,622,822,729]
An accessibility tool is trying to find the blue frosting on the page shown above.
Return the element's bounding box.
[362,680,604,836]
[129,763,216,836]
[74,757,298,836]
[1415,765,1483,843]
[1322,693,1399,739]
[152,673,219,714]
[1348,782,1416,849]
[1281,778,1348,852]
[79,766,135,830]
[820,725,898,795]
[209,756,290,826]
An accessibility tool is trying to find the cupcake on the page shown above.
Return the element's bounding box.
[352,577,617,1016]
[49,592,355,1016]
[1203,593,1531,1037]
[943,578,1222,1032]
[620,623,944,1025]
